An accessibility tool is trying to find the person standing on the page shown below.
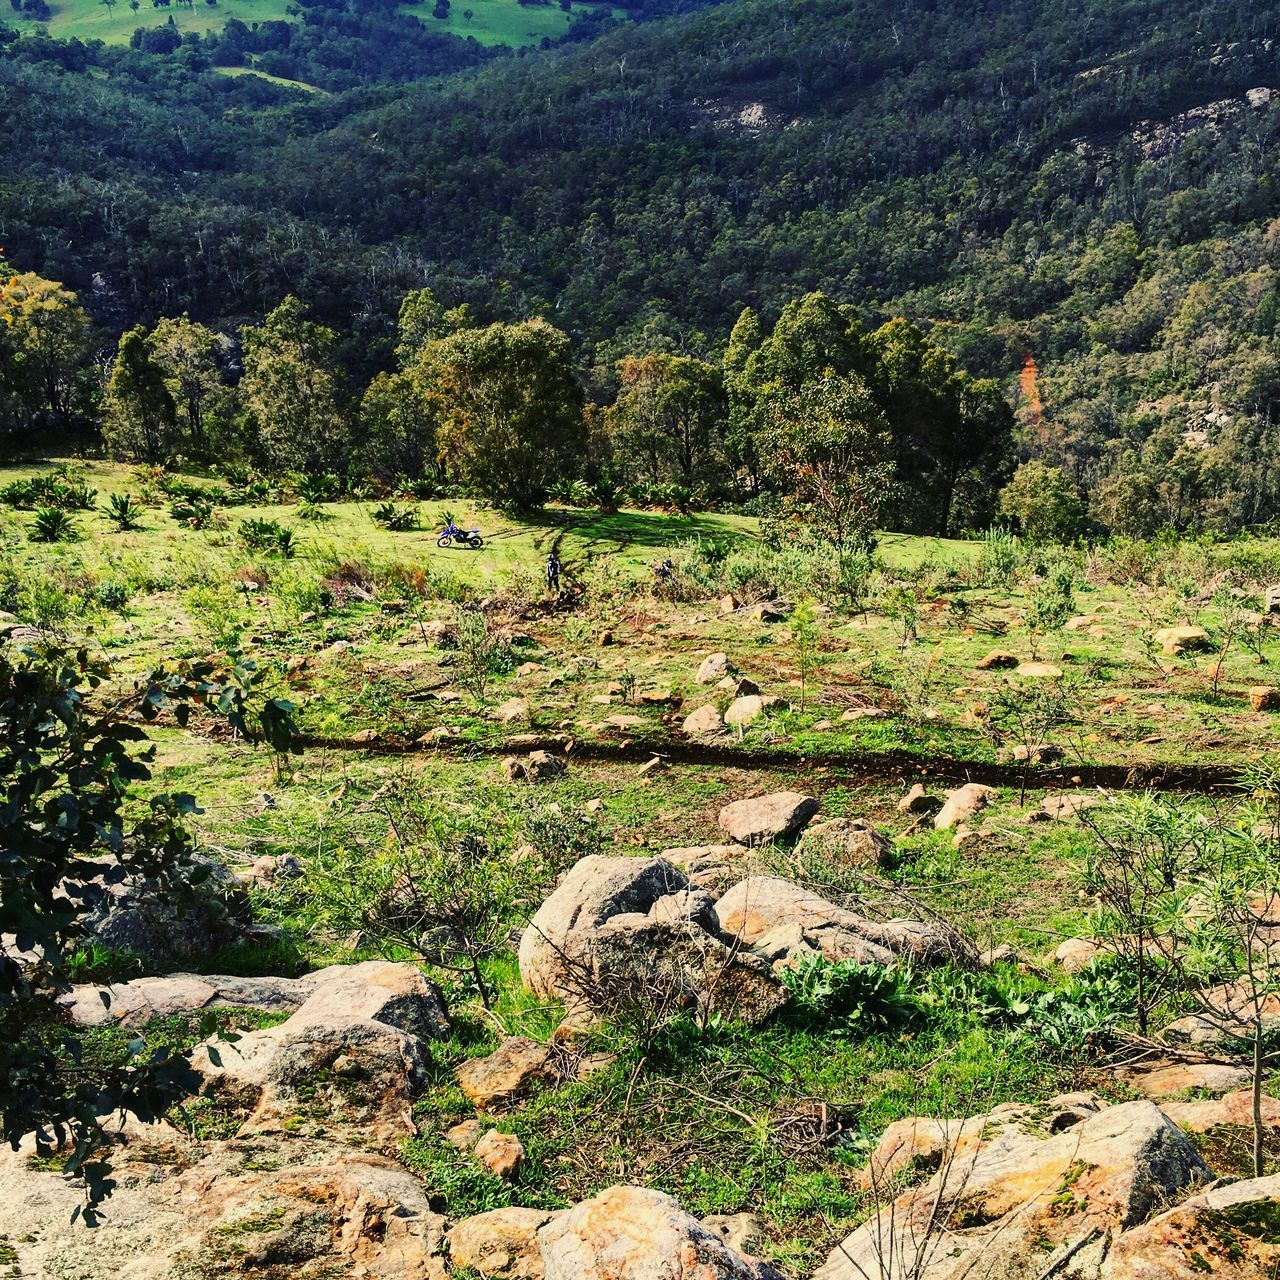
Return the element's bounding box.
[545,550,561,593]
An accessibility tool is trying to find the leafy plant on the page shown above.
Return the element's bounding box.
[374,502,418,531]
[238,518,295,558]
[106,492,142,531]
[779,954,919,1035]
[29,508,77,543]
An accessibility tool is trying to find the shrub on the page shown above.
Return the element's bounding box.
[373,502,418,531]
[238,518,296,558]
[295,471,342,504]
[106,492,143,531]
[779,954,919,1035]
[29,508,78,544]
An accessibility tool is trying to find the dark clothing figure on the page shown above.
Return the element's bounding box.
[546,553,561,592]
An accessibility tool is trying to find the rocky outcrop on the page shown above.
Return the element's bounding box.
[448,1207,560,1278]
[517,856,787,1024]
[0,1136,449,1280]
[818,1100,1212,1280]
[714,876,974,969]
[188,961,448,1140]
[717,792,818,845]
[539,1186,783,1280]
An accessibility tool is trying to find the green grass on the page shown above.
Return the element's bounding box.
[7,0,619,49]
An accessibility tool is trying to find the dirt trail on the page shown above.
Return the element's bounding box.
[292,731,1246,794]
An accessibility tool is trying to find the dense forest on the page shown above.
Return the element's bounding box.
[2,0,1279,532]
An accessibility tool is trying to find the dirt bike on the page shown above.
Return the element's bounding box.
[437,524,484,549]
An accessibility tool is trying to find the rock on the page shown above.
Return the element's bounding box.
[446,1118,484,1151]
[448,1207,559,1279]
[505,751,567,783]
[797,817,894,869]
[79,854,254,968]
[1115,1059,1252,1100]
[518,856,786,1025]
[637,756,666,778]
[1052,936,1107,973]
[718,675,760,697]
[897,784,937,814]
[696,653,734,684]
[660,844,758,893]
[1249,685,1280,711]
[975,650,1019,669]
[1153,625,1211,656]
[1265,582,1280,615]
[0,1136,449,1280]
[1042,792,1100,820]
[457,1037,553,1109]
[538,1186,783,1280]
[1162,1087,1280,1133]
[718,594,738,615]
[749,602,786,623]
[496,697,531,725]
[714,876,974,969]
[682,704,724,737]
[1247,86,1275,109]
[62,971,325,1029]
[700,1213,764,1258]
[1014,660,1062,677]
[818,1101,1211,1280]
[515,661,544,679]
[1003,741,1063,764]
[596,630,614,647]
[187,961,448,1140]
[1162,977,1280,1046]
[933,783,997,830]
[1099,1173,1280,1279]
[241,852,303,889]
[839,705,886,721]
[351,727,380,744]
[717,791,818,845]
[724,694,784,727]
[979,943,1016,966]
[474,1130,525,1180]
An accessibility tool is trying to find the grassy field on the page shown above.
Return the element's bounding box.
[7,0,617,50]
[8,457,1280,1271]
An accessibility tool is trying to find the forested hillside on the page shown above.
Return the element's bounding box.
[2,0,1279,529]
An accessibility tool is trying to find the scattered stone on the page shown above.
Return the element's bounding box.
[1249,685,1280,711]
[718,675,760,696]
[495,697,531,725]
[1014,660,1062,677]
[351,727,380,744]
[473,1130,526,1180]
[897,783,937,814]
[596,630,614,647]
[749,602,786,623]
[448,1207,559,1279]
[1052,936,1107,973]
[446,1118,484,1151]
[538,1186,784,1280]
[1002,741,1063,764]
[515,661,544,679]
[933,782,997,830]
[718,594,738,615]
[839,706,886,721]
[696,653,734,684]
[725,694,785,727]
[504,751,567,783]
[976,650,1019,669]
[637,756,666,777]
[457,1037,553,1109]
[718,791,818,844]
[979,943,1016,966]
[603,714,646,729]
[660,844,757,893]
[1162,977,1280,1045]
[1265,582,1280,615]
[682,703,725,737]
[1042,792,1100,820]
[1153,625,1211,656]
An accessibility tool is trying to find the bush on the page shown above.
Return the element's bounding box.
[373,502,418,531]
[779,954,919,1035]
[106,492,142,531]
[29,508,78,544]
[238,518,296,558]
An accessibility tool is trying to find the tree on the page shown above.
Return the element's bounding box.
[103,326,178,461]
[760,373,895,553]
[0,269,94,430]
[424,318,585,510]
[609,353,727,486]
[240,297,347,472]
[0,644,299,1208]
[998,461,1084,543]
[148,315,226,455]
[361,369,440,481]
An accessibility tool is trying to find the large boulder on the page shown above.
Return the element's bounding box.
[796,817,894,869]
[817,1100,1212,1280]
[0,1135,449,1279]
[1153,625,1211,656]
[188,961,448,1140]
[538,1186,784,1280]
[1100,1173,1280,1279]
[717,792,818,845]
[714,877,974,969]
[696,653,735,684]
[518,856,787,1024]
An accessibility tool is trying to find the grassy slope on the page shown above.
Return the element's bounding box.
[9,0,615,49]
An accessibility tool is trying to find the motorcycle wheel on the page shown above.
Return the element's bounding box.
[436,535,452,548]
[468,535,484,549]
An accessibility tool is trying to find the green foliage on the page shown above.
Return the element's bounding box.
[372,502,419,531]
[238,517,296,558]
[999,463,1084,544]
[29,507,78,544]
[106,492,143,531]
[779,955,920,1036]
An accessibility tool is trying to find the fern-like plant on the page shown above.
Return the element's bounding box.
[106,493,142,531]
[29,508,78,544]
